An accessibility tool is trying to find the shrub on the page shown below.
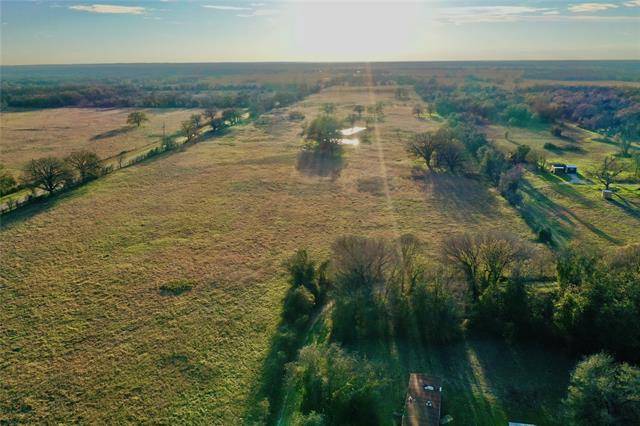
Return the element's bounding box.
[543,142,560,151]
[282,286,315,327]
[285,344,385,425]
[289,110,305,121]
[159,279,194,296]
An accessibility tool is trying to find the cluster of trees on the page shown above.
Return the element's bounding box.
[285,343,385,425]
[249,250,331,423]
[414,79,640,138]
[330,235,461,345]
[275,232,640,425]
[279,236,460,424]
[445,235,640,362]
[22,150,104,194]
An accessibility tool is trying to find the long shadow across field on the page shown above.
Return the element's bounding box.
[296,150,345,180]
[416,173,501,223]
[90,125,133,140]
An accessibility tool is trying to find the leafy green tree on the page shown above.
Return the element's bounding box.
[181,119,198,142]
[353,104,364,118]
[303,115,342,154]
[564,353,640,425]
[22,156,73,193]
[126,111,149,127]
[478,146,508,185]
[286,344,385,425]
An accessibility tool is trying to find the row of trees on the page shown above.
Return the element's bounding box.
[2,80,322,112]
[22,150,103,194]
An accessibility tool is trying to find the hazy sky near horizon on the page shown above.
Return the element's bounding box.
[1,0,639,65]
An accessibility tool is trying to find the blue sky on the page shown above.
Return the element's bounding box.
[1,0,639,65]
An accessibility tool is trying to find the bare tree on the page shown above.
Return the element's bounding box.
[126,111,149,127]
[412,104,424,119]
[332,235,395,295]
[66,150,102,181]
[436,140,466,173]
[204,108,218,121]
[591,156,625,190]
[406,132,441,170]
[443,232,529,302]
[22,156,72,193]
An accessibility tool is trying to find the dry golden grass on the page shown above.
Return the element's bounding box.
[0,108,200,174]
[0,87,535,423]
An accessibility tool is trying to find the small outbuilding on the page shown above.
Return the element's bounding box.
[550,163,578,175]
[402,374,442,426]
[550,163,567,174]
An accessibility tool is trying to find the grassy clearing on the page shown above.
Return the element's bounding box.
[1,86,541,423]
[488,124,640,248]
[0,108,199,174]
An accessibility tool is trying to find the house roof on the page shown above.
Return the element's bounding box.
[402,374,442,426]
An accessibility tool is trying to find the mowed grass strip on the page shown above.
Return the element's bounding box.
[1,87,534,423]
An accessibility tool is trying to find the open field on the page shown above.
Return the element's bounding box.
[488,124,640,248]
[0,108,199,173]
[0,86,544,423]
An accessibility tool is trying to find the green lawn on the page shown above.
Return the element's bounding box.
[488,123,640,248]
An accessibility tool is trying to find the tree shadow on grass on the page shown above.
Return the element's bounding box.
[90,125,133,141]
[520,181,622,246]
[296,150,345,180]
[0,189,79,230]
[610,194,640,220]
[415,172,501,223]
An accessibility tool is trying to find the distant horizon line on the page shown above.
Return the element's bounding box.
[2,58,640,68]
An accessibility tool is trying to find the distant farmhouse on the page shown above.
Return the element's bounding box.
[402,374,442,426]
[550,163,578,175]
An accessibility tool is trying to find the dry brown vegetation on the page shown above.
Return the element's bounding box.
[0,86,536,423]
[0,108,200,173]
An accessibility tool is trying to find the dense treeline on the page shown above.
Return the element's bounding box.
[414,79,640,137]
[276,233,640,425]
[1,80,321,114]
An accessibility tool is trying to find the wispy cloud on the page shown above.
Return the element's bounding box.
[624,0,640,6]
[237,8,279,18]
[69,4,146,14]
[202,5,251,11]
[437,6,555,24]
[568,3,618,13]
[203,3,278,18]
